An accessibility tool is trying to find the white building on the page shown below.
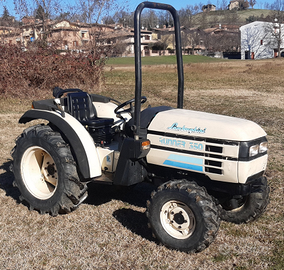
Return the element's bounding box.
[240,21,284,59]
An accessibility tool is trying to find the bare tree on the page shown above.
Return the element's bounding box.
[264,2,271,9]
[188,28,203,54]
[220,0,228,10]
[14,0,62,20]
[14,0,62,41]
[213,31,240,52]
[178,5,199,28]
[141,9,158,29]
[157,10,173,28]
[0,5,17,26]
[76,0,123,24]
[249,0,257,8]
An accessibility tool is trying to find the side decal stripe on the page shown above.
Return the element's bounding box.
[167,154,203,165]
[163,160,203,172]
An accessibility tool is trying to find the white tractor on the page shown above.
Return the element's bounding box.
[11,2,269,253]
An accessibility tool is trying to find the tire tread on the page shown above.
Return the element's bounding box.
[147,179,220,253]
[12,124,87,216]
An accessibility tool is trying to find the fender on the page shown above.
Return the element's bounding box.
[19,109,102,179]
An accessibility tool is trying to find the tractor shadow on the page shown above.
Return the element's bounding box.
[0,160,21,201]
[85,181,156,242]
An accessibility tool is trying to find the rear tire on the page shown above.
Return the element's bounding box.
[11,124,87,216]
[146,180,220,253]
[220,176,270,224]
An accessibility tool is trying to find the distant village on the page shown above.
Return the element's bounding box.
[0,0,283,60]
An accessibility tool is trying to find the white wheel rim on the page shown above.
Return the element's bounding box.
[21,146,58,200]
[160,200,196,240]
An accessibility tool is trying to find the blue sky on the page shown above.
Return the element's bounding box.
[0,0,277,19]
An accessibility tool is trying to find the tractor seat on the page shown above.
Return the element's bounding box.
[67,92,114,128]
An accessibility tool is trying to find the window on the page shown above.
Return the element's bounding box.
[81,31,88,38]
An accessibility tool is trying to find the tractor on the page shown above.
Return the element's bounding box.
[11,2,269,253]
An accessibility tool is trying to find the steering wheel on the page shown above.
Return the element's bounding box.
[114,96,147,117]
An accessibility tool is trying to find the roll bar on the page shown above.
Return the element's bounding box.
[133,2,184,138]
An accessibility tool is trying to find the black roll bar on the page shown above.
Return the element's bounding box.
[133,2,184,138]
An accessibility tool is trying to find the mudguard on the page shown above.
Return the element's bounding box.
[19,109,102,179]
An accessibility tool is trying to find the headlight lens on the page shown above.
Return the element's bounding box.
[249,145,259,157]
[259,141,268,153]
[249,142,268,157]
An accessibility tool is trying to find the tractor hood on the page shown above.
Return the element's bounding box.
[147,109,266,142]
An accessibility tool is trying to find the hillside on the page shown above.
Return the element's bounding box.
[191,8,272,28]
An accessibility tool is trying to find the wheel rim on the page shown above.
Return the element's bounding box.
[21,146,58,200]
[160,200,196,240]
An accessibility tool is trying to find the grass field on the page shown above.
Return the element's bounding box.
[106,55,224,66]
[0,57,283,269]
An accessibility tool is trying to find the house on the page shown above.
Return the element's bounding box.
[114,28,154,57]
[22,16,36,25]
[0,17,241,59]
[0,26,21,45]
[0,18,156,57]
[8,19,116,51]
[240,21,284,59]
[152,26,206,55]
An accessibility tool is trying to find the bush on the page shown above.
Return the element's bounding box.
[0,45,105,99]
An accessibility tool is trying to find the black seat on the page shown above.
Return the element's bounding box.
[67,92,114,128]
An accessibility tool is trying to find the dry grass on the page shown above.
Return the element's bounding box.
[0,58,284,269]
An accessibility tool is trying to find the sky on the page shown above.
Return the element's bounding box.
[0,0,278,20]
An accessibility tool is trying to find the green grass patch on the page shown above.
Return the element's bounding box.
[106,55,225,66]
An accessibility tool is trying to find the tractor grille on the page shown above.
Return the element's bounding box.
[204,143,223,175]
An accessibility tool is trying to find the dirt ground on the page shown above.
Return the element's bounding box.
[0,59,283,269]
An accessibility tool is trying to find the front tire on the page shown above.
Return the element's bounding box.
[220,176,270,224]
[146,180,220,253]
[11,124,87,216]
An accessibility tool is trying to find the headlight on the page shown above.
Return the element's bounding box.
[249,142,268,157]
[259,141,268,153]
[249,145,259,157]
[239,137,268,161]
